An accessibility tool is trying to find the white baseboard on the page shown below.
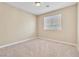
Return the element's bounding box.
[0,36,77,49]
[0,37,36,49]
[38,36,77,47]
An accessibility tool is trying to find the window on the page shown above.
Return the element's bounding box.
[44,14,62,31]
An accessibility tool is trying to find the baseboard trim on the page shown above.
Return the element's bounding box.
[0,36,77,49]
[38,36,77,47]
[0,37,36,49]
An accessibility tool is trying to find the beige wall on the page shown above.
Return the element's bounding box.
[0,3,36,45]
[37,5,77,44]
[0,2,77,48]
[77,3,79,51]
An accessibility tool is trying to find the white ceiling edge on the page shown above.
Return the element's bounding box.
[6,2,77,15]
[39,3,77,15]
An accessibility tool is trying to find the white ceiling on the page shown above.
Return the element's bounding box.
[6,2,76,15]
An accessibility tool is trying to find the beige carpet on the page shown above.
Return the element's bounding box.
[0,39,79,57]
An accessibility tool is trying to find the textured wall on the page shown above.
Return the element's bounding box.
[0,3,36,46]
[37,5,77,44]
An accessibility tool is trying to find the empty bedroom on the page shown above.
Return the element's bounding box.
[0,2,79,57]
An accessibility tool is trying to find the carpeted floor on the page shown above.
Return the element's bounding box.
[0,39,79,57]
